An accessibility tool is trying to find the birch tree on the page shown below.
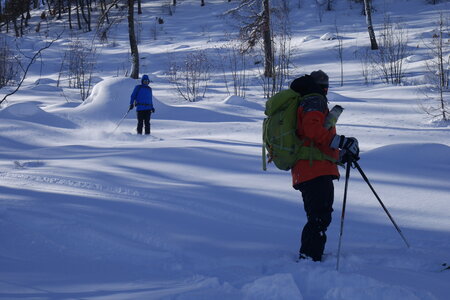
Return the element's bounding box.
[422,13,449,122]
[128,0,139,79]
[364,0,378,50]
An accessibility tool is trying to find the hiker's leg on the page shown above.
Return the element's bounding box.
[137,110,144,134]
[298,175,334,261]
[144,110,151,135]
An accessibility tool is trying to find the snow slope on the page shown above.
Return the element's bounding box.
[1,0,450,299]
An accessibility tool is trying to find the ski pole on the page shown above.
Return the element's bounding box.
[336,161,352,271]
[353,160,410,248]
[113,108,131,133]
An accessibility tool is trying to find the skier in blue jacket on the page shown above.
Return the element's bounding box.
[129,75,155,135]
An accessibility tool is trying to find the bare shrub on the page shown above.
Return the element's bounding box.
[0,37,19,89]
[355,46,373,85]
[421,13,449,122]
[371,16,409,85]
[335,22,344,86]
[216,40,248,98]
[169,51,211,102]
[60,37,97,101]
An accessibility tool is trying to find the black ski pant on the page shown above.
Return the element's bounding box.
[136,110,152,135]
[297,175,334,261]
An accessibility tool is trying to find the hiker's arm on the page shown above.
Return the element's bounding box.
[149,88,154,109]
[130,86,138,104]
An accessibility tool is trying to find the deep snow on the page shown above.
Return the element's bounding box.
[1,0,450,299]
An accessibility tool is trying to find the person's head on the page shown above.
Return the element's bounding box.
[142,74,150,85]
[310,70,329,95]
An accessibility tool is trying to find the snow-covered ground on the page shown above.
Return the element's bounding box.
[1,0,449,299]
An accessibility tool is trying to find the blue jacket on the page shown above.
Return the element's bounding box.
[130,78,153,111]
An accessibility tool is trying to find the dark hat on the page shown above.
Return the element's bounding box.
[310,70,329,88]
[142,74,150,84]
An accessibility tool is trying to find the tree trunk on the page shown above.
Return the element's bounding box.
[86,0,91,31]
[57,0,62,19]
[76,0,82,29]
[262,0,274,78]
[137,0,142,14]
[79,0,91,31]
[437,18,447,120]
[26,0,32,24]
[327,0,332,11]
[128,0,139,79]
[364,0,378,50]
[13,18,20,37]
[68,0,73,30]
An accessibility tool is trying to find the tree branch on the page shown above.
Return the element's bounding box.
[0,33,62,105]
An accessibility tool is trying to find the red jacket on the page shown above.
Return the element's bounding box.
[291,98,340,187]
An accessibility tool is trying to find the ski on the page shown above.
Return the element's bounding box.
[441,263,449,272]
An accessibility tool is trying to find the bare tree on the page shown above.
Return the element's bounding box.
[128,0,139,79]
[0,37,19,89]
[227,0,274,78]
[257,0,292,98]
[316,0,325,22]
[2,0,30,37]
[262,0,273,77]
[77,0,92,32]
[137,0,142,14]
[422,13,449,122]
[335,22,344,86]
[97,0,124,42]
[1,34,61,105]
[363,0,378,50]
[326,0,333,11]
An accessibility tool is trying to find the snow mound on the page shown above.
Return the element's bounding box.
[35,78,58,85]
[222,96,263,110]
[175,45,190,50]
[69,77,151,121]
[320,32,337,40]
[328,92,365,103]
[65,77,252,124]
[0,102,77,129]
[242,273,303,300]
[31,84,62,92]
[362,143,450,177]
[405,55,426,63]
[300,35,316,43]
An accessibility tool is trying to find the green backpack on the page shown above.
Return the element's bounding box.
[262,89,334,171]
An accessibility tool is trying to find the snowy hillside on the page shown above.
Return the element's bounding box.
[1,0,449,299]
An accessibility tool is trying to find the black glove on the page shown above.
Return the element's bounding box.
[151,108,155,113]
[331,135,360,158]
[339,149,359,164]
[129,104,134,110]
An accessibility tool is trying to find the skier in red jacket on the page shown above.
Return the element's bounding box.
[290,70,359,261]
